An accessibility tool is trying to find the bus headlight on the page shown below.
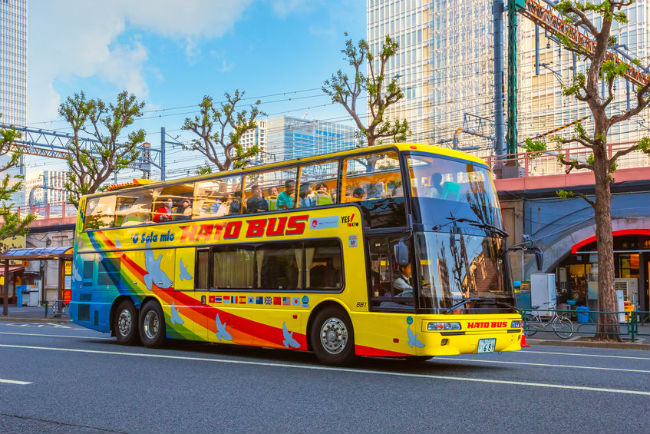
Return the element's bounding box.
[427,322,462,331]
[510,320,522,328]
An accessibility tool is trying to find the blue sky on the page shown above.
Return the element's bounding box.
[27,0,366,177]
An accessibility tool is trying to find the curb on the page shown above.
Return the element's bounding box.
[527,338,649,350]
[0,317,71,324]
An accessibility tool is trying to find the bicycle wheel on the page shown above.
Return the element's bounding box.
[552,316,574,339]
[525,315,540,337]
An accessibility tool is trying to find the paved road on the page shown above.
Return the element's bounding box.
[1,322,648,434]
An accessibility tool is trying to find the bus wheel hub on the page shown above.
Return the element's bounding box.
[320,318,348,354]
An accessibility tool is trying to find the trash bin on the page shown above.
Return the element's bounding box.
[576,305,590,323]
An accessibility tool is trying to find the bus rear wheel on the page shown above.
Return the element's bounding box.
[114,300,139,345]
[139,300,166,348]
[311,307,355,365]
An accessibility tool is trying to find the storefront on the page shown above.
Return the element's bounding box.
[555,230,650,312]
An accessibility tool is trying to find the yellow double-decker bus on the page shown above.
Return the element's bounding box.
[70,143,523,364]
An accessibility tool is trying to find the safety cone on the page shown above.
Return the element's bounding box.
[521,330,530,349]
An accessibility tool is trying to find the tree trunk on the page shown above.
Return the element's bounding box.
[593,149,621,342]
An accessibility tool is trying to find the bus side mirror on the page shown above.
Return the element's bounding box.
[394,240,409,266]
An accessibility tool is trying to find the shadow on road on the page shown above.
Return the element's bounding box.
[91,337,506,374]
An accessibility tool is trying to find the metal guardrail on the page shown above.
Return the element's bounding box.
[43,300,69,319]
[13,202,77,220]
[521,308,649,342]
[478,142,649,177]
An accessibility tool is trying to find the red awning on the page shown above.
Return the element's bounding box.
[0,265,24,275]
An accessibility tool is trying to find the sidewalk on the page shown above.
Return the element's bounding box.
[0,305,70,323]
[524,321,650,350]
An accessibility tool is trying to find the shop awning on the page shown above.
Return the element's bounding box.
[0,246,73,261]
[0,265,24,275]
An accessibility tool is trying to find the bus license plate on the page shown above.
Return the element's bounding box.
[477,338,496,353]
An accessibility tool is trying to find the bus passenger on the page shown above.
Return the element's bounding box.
[314,182,333,206]
[268,186,279,210]
[212,194,231,217]
[298,183,314,208]
[229,192,242,215]
[246,184,269,213]
[153,198,173,223]
[352,187,366,201]
[276,180,295,210]
[174,199,192,220]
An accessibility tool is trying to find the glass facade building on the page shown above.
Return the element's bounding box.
[367,0,650,153]
[0,0,27,126]
[241,116,360,164]
[0,0,27,208]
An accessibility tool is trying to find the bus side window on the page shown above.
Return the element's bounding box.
[114,190,153,227]
[305,239,342,290]
[194,175,242,219]
[85,195,115,230]
[342,151,406,229]
[196,249,210,289]
[298,161,339,208]
[258,242,302,290]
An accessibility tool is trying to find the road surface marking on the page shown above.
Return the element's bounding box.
[1,343,648,396]
[521,350,649,361]
[0,331,111,340]
[0,378,31,385]
[436,357,649,373]
[2,323,71,328]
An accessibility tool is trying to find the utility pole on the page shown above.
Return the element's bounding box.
[160,127,166,181]
[507,0,524,157]
[493,0,506,158]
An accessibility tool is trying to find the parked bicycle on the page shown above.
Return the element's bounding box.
[524,303,574,339]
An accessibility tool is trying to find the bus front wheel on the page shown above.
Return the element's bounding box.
[311,307,355,365]
[139,300,166,348]
[114,300,139,345]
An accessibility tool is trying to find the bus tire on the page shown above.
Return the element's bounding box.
[139,300,166,348]
[114,299,139,345]
[311,307,355,365]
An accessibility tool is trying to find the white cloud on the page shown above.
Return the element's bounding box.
[28,0,253,124]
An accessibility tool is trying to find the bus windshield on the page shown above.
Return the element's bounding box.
[415,232,514,311]
[406,154,501,233]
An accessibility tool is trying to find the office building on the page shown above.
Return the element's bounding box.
[367,0,650,152]
[241,115,360,164]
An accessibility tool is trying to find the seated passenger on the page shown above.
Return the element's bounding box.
[229,192,242,215]
[351,187,366,201]
[276,180,296,210]
[267,186,279,210]
[367,182,385,199]
[211,194,231,217]
[153,198,174,223]
[314,182,333,206]
[174,199,192,221]
[298,183,315,208]
[246,184,269,213]
[392,263,413,297]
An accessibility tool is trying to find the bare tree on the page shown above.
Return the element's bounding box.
[524,1,650,341]
[58,91,146,208]
[323,33,409,147]
[0,122,34,242]
[182,90,263,171]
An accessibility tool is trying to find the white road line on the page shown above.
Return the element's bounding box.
[0,332,111,340]
[436,357,650,373]
[1,343,648,396]
[521,350,649,361]
[0,378,31,385]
